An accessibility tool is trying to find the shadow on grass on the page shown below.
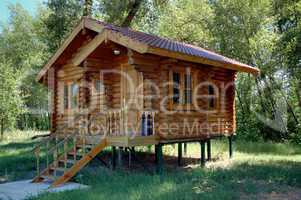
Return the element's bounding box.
[0,140,39,181]
[234,141,301,155]
[0,141,38,151]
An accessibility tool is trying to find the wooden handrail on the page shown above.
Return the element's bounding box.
[32,134,56,152]
[47,134,78,154]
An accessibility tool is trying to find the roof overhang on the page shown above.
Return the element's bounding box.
[37,17,260,82]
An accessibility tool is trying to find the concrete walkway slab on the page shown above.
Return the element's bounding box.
[0,179,88,200]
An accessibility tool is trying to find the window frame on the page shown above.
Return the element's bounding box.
[62,81,79,112]
[170,67,194,110]
[184,74,192,105]
[172,72,181,104]
[70,83,79,110]
[208,84,218,110]
[63,84,69,110]
[93,79,104,95]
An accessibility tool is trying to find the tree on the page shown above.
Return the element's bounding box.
[0,60,23,139]
[157,0,214,48]
[42,0,84,53]
[95,0,168,29]
[0,4,50,131]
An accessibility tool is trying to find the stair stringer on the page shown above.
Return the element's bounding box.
[50,139,108,187]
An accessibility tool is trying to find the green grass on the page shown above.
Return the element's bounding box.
[0,130,48,181]
[1,132,301,200]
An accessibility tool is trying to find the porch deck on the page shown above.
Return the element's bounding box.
[84,135,159,147]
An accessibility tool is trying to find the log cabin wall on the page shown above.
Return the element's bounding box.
[52,42,236,141]
[85,57,124,135]
[56,64,84,134]
[129,51,236,141]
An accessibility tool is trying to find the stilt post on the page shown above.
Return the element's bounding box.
[155,144,163,174]
[200,140,206,167]
[183,143,187,155]
[112,146,116,170]
[118,147,123,167]
[207,139,211,161]
[128,148,132,168]
[229,136,233,158]
[178,142,182,166]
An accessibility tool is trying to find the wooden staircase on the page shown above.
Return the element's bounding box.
[32,134,107,187]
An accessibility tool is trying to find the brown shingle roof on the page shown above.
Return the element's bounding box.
[93,19,257,72]
[37,17,259,82]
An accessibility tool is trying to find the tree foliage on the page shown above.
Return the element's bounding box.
[0,59,23,138]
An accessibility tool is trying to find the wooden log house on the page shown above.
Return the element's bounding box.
[33,17,259,187]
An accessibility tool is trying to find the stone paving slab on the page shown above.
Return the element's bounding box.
[0,179,88,200]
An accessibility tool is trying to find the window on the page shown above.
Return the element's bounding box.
[208,85,215,109]
[64,85,69,109]
[95,79,104,93]
[173,72,181,104]
[71,83,78,109]
[184,74,192,104]
[141,113,153,136]
[171,71,193,106]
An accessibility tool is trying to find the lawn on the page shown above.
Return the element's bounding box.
[1,131,301,200]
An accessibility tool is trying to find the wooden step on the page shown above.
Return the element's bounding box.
[51,139,107,187]
[76,144,93,149]
[59,159,75,164]
[50,167,67,172]
[67,151,83,157]
[41,175,56,181]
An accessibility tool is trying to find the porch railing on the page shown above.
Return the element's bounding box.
[33,130,86,179]
[105,109,156,137]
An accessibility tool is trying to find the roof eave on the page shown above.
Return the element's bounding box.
[147,46,260,75]
[36,18,87,82]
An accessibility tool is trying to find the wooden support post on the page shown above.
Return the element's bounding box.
[207,140,211,161]
[118,147,123,167]
[53,148,58,177]
[64,140,68,169]
[128,148,132,168]
[46,141,49,169]
[229,136,233,158]
[112,146,116,170]
[73,137,77,162]
[34,147,40,176]
[200,141,206,167]
[155,144,163,174]
[178,142,182,166]
[154,144,158,165]
[183,143,187,155]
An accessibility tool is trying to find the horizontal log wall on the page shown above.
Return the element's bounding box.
[52,45,236,141]
[130,51,236,140]
[56,64,84,133]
